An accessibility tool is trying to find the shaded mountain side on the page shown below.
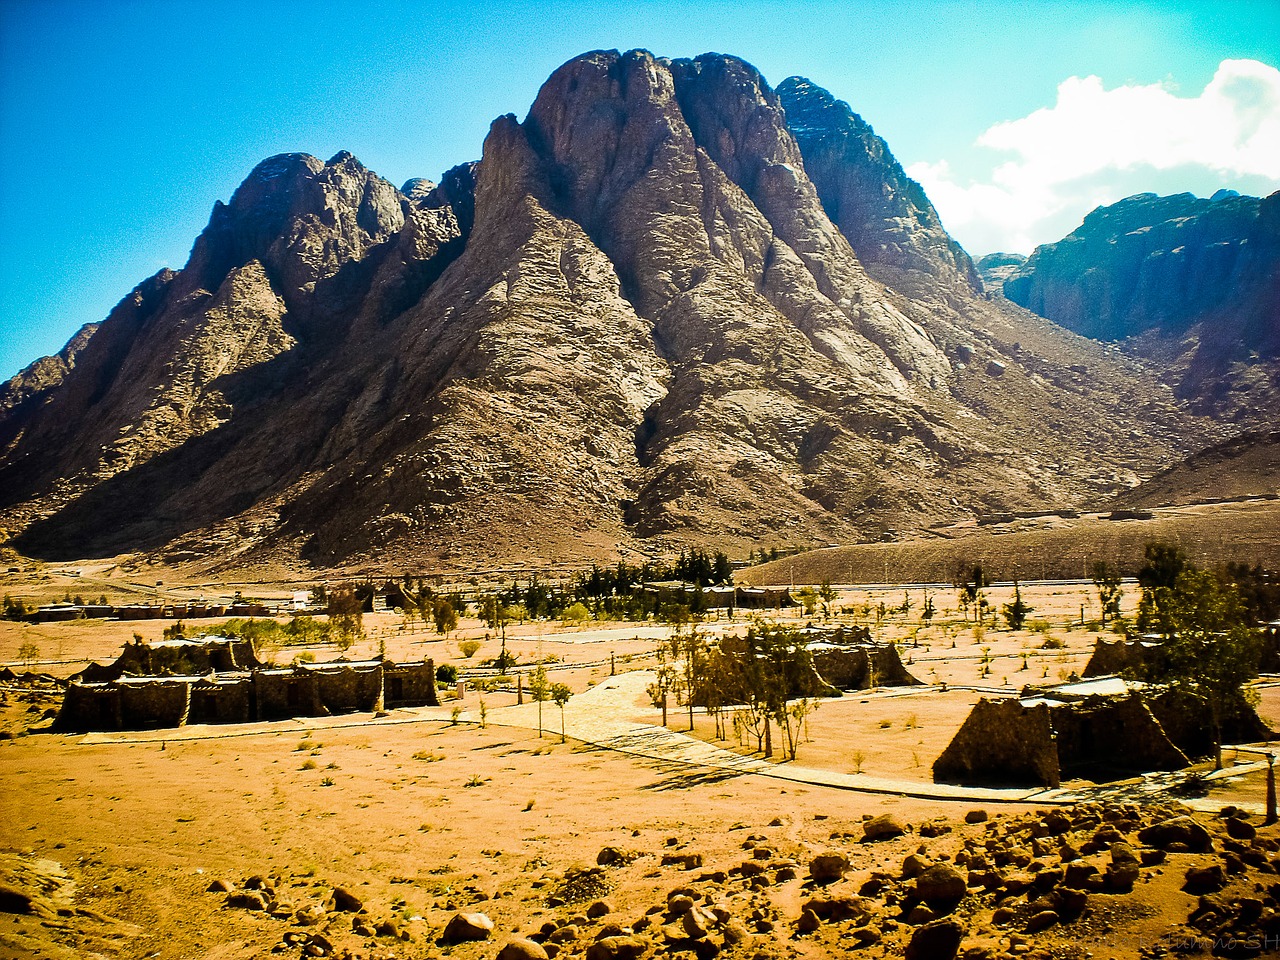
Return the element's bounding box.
[0,50,1220,570]
[777,76,981,300]
[1110,430,1280,509]
[0,322,99,420]
[984,190,1280,427]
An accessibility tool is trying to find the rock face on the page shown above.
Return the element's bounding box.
[990,190,1280,424]
[0,50,1215,567]
[778,76,982,296]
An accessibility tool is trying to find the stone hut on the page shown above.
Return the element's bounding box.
[934,680,1191,789]
[71,636,262,683]
[54,641,439,731]
[57,676,198,732]
[384,660,440,708]
[187,674,255,725]
[811,643,921,691]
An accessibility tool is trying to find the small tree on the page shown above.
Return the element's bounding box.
[529,665,550,738]
[794,587,819,617]
[648,641,676,726]
[1139,568,1261,770]
[1003,582,1033,631]
[433,599,458,637]
[562,602,591,626]
[1137,543,1192,631]
[1091,561,1124,628]
[17,640,39,668]
[550,682,572,743]
[818,581,837,620]
[327,586,364,653]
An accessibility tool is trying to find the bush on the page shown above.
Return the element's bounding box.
[436,663,458,684]
[459,640,481,658]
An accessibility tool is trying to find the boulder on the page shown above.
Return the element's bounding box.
[1137,816,1213,853]
[597,847,636,866]
[796,909,821,933]
[1183,863,1227,895]
[808,853,850,883]
[904,918,964,960]
[224,890,268,911]
[1026,910,1059,932]
[586,899,613,919]
[915,863,967,904]
[328,886,363,912]
[863,814,906,841]
[1226,817,1257,841]
[443,912,494,943]
[296,903,326,926]
[498,940,550,960]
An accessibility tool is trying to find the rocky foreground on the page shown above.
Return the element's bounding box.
[6,800,1280,960]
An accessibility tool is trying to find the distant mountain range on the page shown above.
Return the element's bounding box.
[979,189,1279,424]
[1,49,1261,571]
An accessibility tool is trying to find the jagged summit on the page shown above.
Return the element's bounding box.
[777,75,981,296]
[0,51,1217,569]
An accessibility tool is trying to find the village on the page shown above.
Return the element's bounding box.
[3,548,1280,959]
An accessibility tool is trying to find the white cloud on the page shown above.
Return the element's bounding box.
[908,59,1280,254]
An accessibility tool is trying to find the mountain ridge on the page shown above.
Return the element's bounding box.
[0,50,1220,570]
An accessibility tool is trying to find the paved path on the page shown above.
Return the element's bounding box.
[450,671,1073,805]
[79,669,1264,812]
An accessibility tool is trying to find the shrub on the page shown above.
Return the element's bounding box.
[300,759,317,770]
[436,663,458,684]
[459,640,481,658]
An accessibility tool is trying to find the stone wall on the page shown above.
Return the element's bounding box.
[384,660,439,708]
[186,677,254,725]
[933,698,1061,788]
[312,664,383,714]
[1053,694,1187,777]
[811,645,921,691]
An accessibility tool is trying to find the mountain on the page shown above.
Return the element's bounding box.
[1110,430,1280,509]
[777,77,982,298]
[982,190,1280,424]
[0,50,1214,570]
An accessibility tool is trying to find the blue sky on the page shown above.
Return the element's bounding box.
[1,0,1278,380]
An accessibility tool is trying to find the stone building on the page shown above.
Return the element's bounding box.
[54,637,439,733]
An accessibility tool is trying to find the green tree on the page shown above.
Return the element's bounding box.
[529,665,550,738]
[794,586,819,617]
[327,586,364,653]
[818,581,837,620]
[17,640,39,667]
[433,599,458,637]
[648,640,676,726]
[1137,543,1193,631]
[562,602,591,626]
[1139,568,1261,770]
[1002,582,1033,631]
[550,682,572,743]
[1091,561,1124,628]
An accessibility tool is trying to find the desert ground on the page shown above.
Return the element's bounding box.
[3,560,1280,959]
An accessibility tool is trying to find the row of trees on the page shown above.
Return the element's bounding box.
[649,623,821,762]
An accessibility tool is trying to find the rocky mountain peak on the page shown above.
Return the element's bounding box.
[0,50,1225,568]
[777,75,980,296]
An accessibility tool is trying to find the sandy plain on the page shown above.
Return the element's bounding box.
[3,565,1279,959]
